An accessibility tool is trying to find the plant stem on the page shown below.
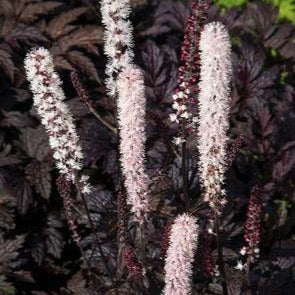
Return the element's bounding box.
[70,71,117,134]
[215,213,229,295]
[140,221,150,292]
[140,222,146,268]
[116,186,128,280]
[88,105,117,134]
[181,140,189,210]
[241,257,252,294]
[75,178,118,295]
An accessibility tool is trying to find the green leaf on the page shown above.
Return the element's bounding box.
[278,0,295,24]
[216,0,295,24]
[264,0,295,24]
[216,0,248,8]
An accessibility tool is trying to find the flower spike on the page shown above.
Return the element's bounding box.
[163,214,199,295]
[117,66,149,223]
[197,22,232,213]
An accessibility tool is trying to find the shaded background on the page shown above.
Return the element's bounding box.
[0,0,294,294]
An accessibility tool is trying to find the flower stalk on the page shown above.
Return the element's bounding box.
[100,0,134,97]
[197,21,232,214]
[24,48,92,194]
[70,71,117,134]
[170,0,210,210]
[24,48,117,292]
[170,0,210,141]
[117,66,149,224]
[163,214,199,295]
[197,22,232,295]
[240,185,263,268]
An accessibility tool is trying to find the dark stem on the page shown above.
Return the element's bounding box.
[139,221,150,292]
[70,71,117,134]
[88,105,117,134]
[241,257,252,294]
[116,185,128,280]
[139,222,147,270]
[215,214,229,295]
[75,239,93,282]
[75,178,118,295]
[181,140,189,210]
[56,176,93,280]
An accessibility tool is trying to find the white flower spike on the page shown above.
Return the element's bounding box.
[197,22,232,213]
[100,0,134,97]
[24,47,91,193]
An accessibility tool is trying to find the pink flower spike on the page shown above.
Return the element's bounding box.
[117,66,149,223]
[197,22,232,213]
[163,214,199,295]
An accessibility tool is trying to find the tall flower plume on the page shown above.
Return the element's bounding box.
[24,48,91,194]
[170,0,210,144]
[117,66,149,223]
[100,0,134,97]
[163,214,199,295]
[197,22,232,213]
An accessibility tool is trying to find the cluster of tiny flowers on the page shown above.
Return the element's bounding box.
[117,190,128,244]
[117,67,149,223]
[24,48,91,194]
[240,185,263,263]
[226,134,245,168]
[79,175,92,195]
[100,0,134,97]
[56,176,81,245]
[170,0,210,145]
[123,247,143,278]
[197,22,232,213]
[163,214,199,295]
[196,230,215,277]
[70,71,92,109]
